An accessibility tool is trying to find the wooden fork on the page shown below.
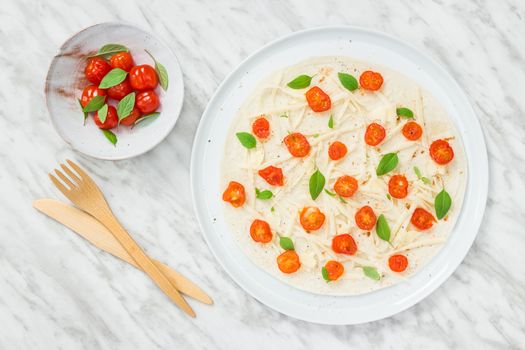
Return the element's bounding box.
[49,159,195,317]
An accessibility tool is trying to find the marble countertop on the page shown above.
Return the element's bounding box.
[1,0,524,348]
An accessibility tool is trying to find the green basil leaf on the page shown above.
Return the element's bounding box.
[145,49,169,91]
[338,196,347,204]
[309,169,325,200]
[421,177,431,185]
[236,132,256,149]
[324,189,336,197]
[376,214,391,242]
[82,95,106,113]
[134,112,160,127]
[98,68,127,89]
[89,43,129,57]
[97,103,108,123]
[338,72,358,91]
[435,189,452,220]
[328,114,334,129]
[376,153,399,176]
[362,266,381,281]
[279,237,294,251]
[255,188,273,200]
[78,99,87,124]
[321,266,330,282]
[102,129,117,146]
[396,107,414,118]
[117,92,136,122]
[413,166,423,179]
[287,74,312,89]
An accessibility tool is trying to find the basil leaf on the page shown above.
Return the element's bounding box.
[98,68,127,89]
[117,92,135,122]
[89,43,129,57]
[145,49,169,91]
[396,107,414,118]
[328,114,334,129]
[82,95,106,113]
[78,99,87,124]
[324,189,336,197]
[287,75,312,89]
[338,72,358,91]
[362,266,381,281]
[435,189,452,220]
[414,166,432,184]
[97,103,108,123]
[414,166,422,179]
[279,237,294,251]
[309,169,325,200]
[321,266,330,282]
[376,214,391,242]
[255,188,273,200]
[338,196,347,204]
[376,153,399,176]
[102,129,117,146]
[236,132,256,149]
[134,112,160,126]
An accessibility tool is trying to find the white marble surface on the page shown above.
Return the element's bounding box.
[0,0,524,348]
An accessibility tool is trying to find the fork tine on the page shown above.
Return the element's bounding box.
[49,173,69,196]
[66,159,88,179]
[60,163,81,183]
[54,169,75,189]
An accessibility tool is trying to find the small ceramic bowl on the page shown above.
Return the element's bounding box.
[45,22,184,160]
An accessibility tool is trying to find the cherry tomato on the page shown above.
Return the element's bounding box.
[84,57,111,85]
[222,181,246,208]
[250,219,273,243]
[94,105,118,129]
[305,86,331,112]
[277,250,301,274]
[328,141,348,160]
[119,107,142,127]
[129,64,158,90]
[325,261,344,281]
[429,139,454,165]
[299,206,326,232]
[80,85,106,107]
[364,123,386,146]
[411,208,436,230]
[359,70,384,91]
[284,132,310,157]
[389,254,408,272]
[252,116,270,139]
[388,175,409,199]
[136,90,160,114]
[334,175,358,198]
[402,121,423,141]
[107,78,133,100]
[355,205,377,231]
[331,234,357,255]
[258,166,284,186]
[109,52,135,72]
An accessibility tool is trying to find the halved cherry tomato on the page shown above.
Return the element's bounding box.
[299,207,326,232]
[284,132,310,157]
[411,208,436,230]
[389,254,408,272]
[332,234,357,255]
[364,123,386,146]
[129,64,158,90]
[388,175,409,199]
[222,181,246,207]
[120,107,142,127]
[258,166,284,186]
[325,261,344,281]
[305,86,331,112]
[355,205,377,231]
[84,57,111,85]
[107,78,133,100]
[109,52,135,72]
[334,175,358,198]
[80,85,106,107]
[277,250,301,274]
[359,70,384,91]
[429,139,454,165]
[402,121,423,141]
[136,90,160,114]
[250,219,273,243]
[252,116,270,139]
[328,141,348,160]
[94,105,118,129]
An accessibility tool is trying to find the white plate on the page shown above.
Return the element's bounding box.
[45,22,184,160]
[190,26,488,325]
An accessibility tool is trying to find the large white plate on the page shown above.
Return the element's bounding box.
[190,26,488,325]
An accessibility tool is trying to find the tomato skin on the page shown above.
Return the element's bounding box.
[284,132,310,157]
[364,123,386,146]
[252,116,270,139]
[331,234,357,255]
[119,107,142,127]
[129,64,158,90]
[429,139,454,165]
[258,166,284,186]
[136,90,160,114]
[334,175,358,198]
[328,141,348,160]
[222,181,246,207]
[109,52,135,72]
[85,58,111,85]
[277,250,301,274]
[388,175,409,199]
[389,254,408,272]
[411,208,436,230]
[305,86,331,112]
[402,121,423,141]
[94,105,118,129]
[325,261,344,281]
[355,205,377,231]
[80,85,106,107]
[107,78,133,100]
[250,219,273,243]
[299,206,326,232]
[359,70,384,91]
